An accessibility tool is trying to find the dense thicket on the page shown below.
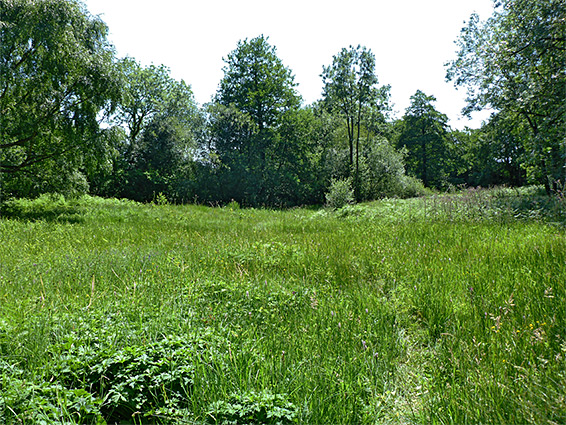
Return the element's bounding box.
[1,0,563,204]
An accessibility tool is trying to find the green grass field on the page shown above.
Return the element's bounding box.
[0,188,564,424]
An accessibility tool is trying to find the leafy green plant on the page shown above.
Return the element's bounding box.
[153,191,170,206]
[0,360,104,425]
[207,390,299,424]
[0,193,85,222]
[225,199,241,210]
[55,334,199,423]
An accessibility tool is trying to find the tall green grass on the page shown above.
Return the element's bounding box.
[0,188,564,423]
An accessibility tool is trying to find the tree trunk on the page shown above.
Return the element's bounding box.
[355,105,362,200]
[421,126,428,187]
[347,117,354,176]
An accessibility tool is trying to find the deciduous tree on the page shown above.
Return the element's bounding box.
[109,58,199,200]
[397,91,449,188]
[321,45,390,198]
[447,0,566,191]
[209,35,304,205]
[0,0,119,175]
[216,35,301,130]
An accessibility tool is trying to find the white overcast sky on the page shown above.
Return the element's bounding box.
[82,0,494,129]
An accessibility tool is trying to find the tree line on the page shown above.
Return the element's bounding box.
[1,0,564,206]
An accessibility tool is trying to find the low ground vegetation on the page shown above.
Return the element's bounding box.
[0,187,564,424]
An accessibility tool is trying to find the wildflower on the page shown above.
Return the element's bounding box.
[361,340,367,350]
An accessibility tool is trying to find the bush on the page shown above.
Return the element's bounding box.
[400,175,430,198]
[0,360,104,424]
[325,178,354,209]
[361,139,406,199]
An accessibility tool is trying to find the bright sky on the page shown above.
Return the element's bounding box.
[83,0,494,129]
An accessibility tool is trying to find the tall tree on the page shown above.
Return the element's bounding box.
[216,35,301,130]
[113,58,196,160]
[476,112,527,186]
[321,45,390,197]
[0,0,119,176]
[109,58,199,200]
[447,0,566,191]
[210,35,303,205]
[397,91,449,188]
[198,103,258,204]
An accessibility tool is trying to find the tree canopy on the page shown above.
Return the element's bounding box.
[0,0,120,174]
[201,35,310,206]
[1,0,561,205]
[216,35,301,131]
[396,90,449,188]
[447,0,566,190]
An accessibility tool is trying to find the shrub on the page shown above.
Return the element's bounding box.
[225,199,241,210]
[400,175,429,198]
[0,360,104,424]
[55,335,198,423]
[361,138,406,199]
[325,178,354,209]
[152,191,170,206]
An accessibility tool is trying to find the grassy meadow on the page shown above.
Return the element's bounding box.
[0,188,564,424]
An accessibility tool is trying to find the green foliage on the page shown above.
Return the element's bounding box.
[152,192,170,206]
[445,122,527,188]
[56,334,198,422]
[0,193,85,222]
[447,0,566,189]
[325,178,354,209]
[113,58,198,147]
[107,58,199,202]
[0,160,91,200]
[207,390,298,425]
[0,0,120,173]
[321,45,391,198]
[399,175,429,199]
[216,35,301,130]
[201,37,321,207]
[396,90,449,188]
[359,138,408,199]
[225,199,241,210]
[0,371,105,424]
[0,185,564,424]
